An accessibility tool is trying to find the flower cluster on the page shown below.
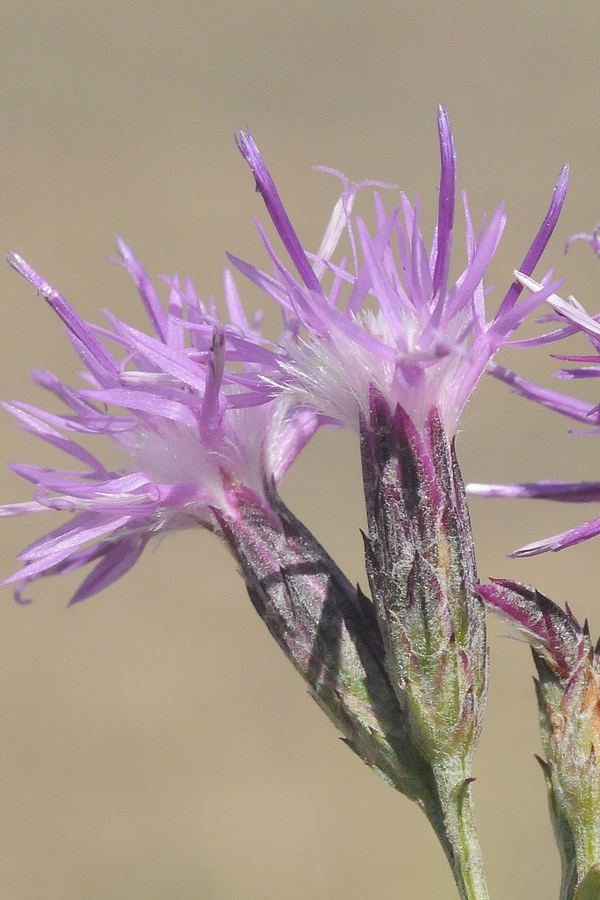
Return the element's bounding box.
[0,109,575,900]
[2,242,453,814]
[0,107,569,610]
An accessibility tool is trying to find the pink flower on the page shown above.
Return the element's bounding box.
[0,243,316,603]
[232,107,568,436]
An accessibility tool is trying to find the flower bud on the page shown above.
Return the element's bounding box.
[480,579,600,894]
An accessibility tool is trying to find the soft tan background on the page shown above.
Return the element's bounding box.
[0,2,599,898]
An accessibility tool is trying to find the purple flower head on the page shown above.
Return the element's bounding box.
[231,115,567,873]
[231,107,568,436]
[467,269,600,555]
[1,244,317,604]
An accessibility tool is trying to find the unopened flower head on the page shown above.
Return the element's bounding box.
[232,107,568,437]
[480,579,600,889]
[0,243,316,604]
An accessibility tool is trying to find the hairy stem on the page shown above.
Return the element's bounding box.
[436,769,490,900]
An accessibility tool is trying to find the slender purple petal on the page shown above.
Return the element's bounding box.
[468,481,600,503]
[235,131,322,294]
[495,164,569,318]
[512,518,600,556]
[7,253,119,377]
[431,106,456,301]
[489,363,596,424]
[68,535,148,605]
[116,238,168,342]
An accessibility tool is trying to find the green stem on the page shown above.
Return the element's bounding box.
[436,771,490,900]
[569,815,600,899]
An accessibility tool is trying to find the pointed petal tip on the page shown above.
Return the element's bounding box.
[436,106,455,155]
[512,517,600,556]
[550,163,569,217]
[437,104,450,130]
[235,129,258,167]
[235,127,251,143]
[114,235,129,256]
[4,254,60,304]
[509,538,554,558]
[66,590,89,607]
[557,162,570,188]
[6,250,24,272]
[115,237,140,270]
[6,252,35,283]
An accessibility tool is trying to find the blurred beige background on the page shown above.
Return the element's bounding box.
[0,1,599,897]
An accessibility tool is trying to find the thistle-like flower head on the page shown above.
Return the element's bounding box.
[232,107,568,436]
[232,108,568,796]
[0,246,456,818]
[0,244,316,604]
